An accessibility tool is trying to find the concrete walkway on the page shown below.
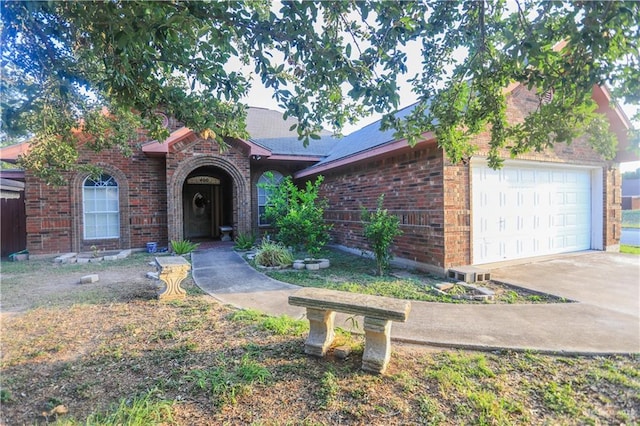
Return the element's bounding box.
[192,247,640,355]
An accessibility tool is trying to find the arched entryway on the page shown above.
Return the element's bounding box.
[182,167,233,240]
[168,156,250,244]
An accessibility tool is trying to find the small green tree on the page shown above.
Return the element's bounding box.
[262,175,332,257]
[361,194,403,276]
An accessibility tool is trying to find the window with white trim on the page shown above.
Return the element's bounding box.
[83,174,120,239]
[257,171,283,226]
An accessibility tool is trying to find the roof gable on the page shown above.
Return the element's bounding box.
[295,83,636,177]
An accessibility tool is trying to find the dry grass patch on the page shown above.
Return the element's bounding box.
[1,254,638,425]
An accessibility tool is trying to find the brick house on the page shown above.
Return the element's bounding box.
[0,83,634,274]
[622,179,640,210]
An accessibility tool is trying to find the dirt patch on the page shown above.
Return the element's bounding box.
[1,258,156,314]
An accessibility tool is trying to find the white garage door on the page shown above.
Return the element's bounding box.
[472,161,592,264]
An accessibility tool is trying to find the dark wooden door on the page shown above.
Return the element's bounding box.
[1,193,27,257]
[183,184,221,239]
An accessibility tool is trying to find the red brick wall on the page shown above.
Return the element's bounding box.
[442,161,471,268]
[605,168,622,250]
[23,131,301,255]
[165,136,253,242]
[474,85,611,164]
[315,145,446,270]
[25,179,72,254]
[25,143,167,255]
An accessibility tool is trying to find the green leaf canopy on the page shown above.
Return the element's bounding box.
[1,1,638,182]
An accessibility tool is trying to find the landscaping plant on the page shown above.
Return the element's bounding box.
[361,194,403,276]
[234,232,257,251]
[261,174,332,257]
[254,240,294,268]
[170,239,200,255]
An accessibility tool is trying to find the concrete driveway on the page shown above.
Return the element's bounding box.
[489,251,640,317]
[390,251,640,354]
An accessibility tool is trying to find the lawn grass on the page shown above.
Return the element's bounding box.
[0,251,151,275]
[621,244,640,254]
[262,249,454,302]
[254,247,565,304]
[1,255,638,425]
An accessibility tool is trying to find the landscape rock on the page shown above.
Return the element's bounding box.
[116,249,132,259]
[54,253,77,264]
[436,283,454,291]
[80,274,99,284]
[334,345,352,359]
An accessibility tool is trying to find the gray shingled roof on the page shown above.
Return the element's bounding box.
[246,107,309,139]
[307,103,418,168]
[253,136,342,156]
[246,107,338,156]
[246,103,422,162]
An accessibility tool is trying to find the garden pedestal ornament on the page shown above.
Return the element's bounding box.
[219,226,233,242]
[155,256,190,301]
[289,287,411,374]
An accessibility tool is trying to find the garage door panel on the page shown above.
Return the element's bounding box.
[473,163,592,264]
[521,169,535,182]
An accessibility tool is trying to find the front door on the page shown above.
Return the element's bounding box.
[183,183,222,239]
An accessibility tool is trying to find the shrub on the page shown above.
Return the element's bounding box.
[361,194,403,276]
[170,239,200,255]
[234,232,257,250]
[254,240,294,268]
[261,174,332,256]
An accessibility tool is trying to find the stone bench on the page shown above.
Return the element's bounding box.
[288,287,411,374]
[155,256,191,301]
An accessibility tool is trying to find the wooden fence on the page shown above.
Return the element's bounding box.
[1,192,27,257]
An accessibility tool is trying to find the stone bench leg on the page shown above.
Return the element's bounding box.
[362,317,393,374]
[304,308,336,356]
[157,265,189,301]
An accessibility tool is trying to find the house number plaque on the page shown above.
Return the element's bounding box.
[187,176,220,185]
